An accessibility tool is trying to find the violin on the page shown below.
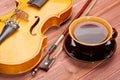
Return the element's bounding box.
[0,0,73,74]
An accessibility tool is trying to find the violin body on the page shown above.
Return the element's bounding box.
[0,0,73,74]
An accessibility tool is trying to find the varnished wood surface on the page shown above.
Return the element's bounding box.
[0,0,120,80]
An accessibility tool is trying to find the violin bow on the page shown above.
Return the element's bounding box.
[31,0,96,76]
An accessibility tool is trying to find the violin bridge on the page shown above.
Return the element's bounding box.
[15,9,29,21]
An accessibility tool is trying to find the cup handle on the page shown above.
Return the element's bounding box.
[111,28,118,40]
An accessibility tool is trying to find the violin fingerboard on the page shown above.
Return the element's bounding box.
[28,0,48,8]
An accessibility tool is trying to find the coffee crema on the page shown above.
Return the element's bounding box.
[74,22,108,44]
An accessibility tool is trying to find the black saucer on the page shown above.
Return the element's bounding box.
[64,34,116,62]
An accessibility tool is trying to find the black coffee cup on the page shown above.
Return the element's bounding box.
[65,16,118,61]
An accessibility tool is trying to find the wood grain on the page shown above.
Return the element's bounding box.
[0,0,120,80]
[0,0,16,16]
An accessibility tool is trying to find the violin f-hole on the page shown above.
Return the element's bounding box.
[30,16,40,35]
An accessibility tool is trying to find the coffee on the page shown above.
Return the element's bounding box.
[74,22,108,44]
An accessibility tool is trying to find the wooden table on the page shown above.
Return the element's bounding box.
[0,0,120,80]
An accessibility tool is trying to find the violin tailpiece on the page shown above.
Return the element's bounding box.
[0,18,19,44]
[28,0,48,8]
